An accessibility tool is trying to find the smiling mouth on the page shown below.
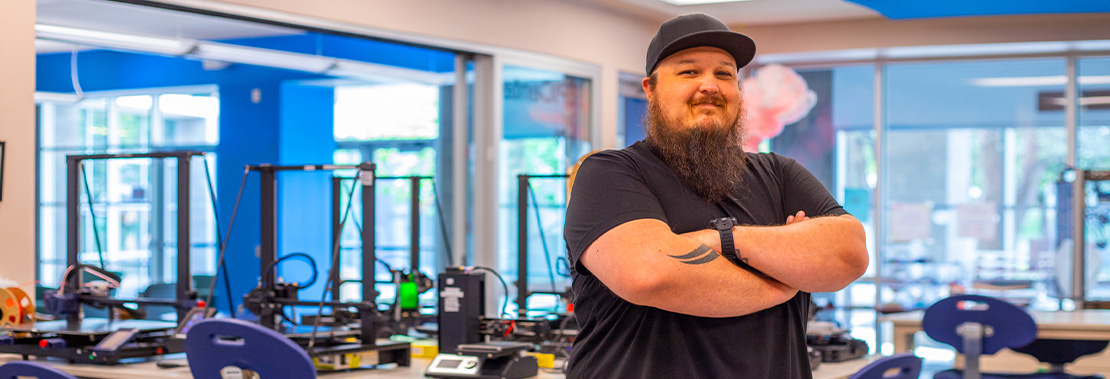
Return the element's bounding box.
[692,103,722,111]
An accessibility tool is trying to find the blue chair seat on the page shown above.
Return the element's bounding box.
[0,361,78,379]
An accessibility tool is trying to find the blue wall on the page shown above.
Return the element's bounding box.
[277,82,337,303]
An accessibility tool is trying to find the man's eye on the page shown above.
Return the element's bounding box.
[679,70,697,75]
[717,71,734,77]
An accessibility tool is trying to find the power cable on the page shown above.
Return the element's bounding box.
[429,180,455,267]
[526,182,560,295]
[202,159,236,317]
[470,266,510,318]
[348,197,400,280]
[80,162,106,268]
[202,167,249,318]
[307,168,362,354]
[261,252,319,289]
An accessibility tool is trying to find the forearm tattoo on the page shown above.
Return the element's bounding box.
[668,244,719,265]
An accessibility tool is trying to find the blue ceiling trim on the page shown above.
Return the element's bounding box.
[843,0,1110,19]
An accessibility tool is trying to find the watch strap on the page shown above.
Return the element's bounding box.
[711,217,741,266]
[719,224,736,263]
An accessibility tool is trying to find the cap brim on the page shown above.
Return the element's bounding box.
[652,30,756,74]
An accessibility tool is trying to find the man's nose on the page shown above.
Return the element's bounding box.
[698,76,719,94]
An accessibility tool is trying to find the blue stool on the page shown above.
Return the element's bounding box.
[0,361,78,379]
[185,318,316,379]
[848,353,922,379]
[923,295,1102,379]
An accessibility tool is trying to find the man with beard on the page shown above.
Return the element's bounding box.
[562,13,868,379]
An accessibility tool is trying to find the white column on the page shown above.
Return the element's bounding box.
[0,0,37,286]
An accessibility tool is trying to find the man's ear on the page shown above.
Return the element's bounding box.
[642,76,654,98]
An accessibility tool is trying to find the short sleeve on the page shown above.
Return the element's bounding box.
[564,151,667,276]
[779,156,848,218]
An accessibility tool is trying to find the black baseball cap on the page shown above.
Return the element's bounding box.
[645,13,756,76]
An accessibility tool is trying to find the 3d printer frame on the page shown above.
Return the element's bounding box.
[242,163,410,367]
[0,151,207,364]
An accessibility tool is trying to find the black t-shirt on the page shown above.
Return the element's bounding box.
[563,141,848,379]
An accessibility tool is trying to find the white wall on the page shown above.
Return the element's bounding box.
[741,13,1110,55]
[0,0,36,285]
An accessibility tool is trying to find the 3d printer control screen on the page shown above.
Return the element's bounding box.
[437,359,463,368]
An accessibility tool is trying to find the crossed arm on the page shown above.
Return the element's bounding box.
[723,212,868,293]
[578,211,867,318]
[579,218,798,318]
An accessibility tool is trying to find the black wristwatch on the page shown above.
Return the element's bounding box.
[709,217,738,262]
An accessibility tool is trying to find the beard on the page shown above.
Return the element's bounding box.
[644,94,747,203]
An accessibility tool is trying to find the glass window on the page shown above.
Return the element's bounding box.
[617,71,647,148]
[1077,56,1110,301]
[335,84,440,141]
[771,65,879,352]
[761,49,1105,363]
[37,90,220,302]
[1077,57,1110,170]
[881,59,1068,320]
[332,81,453,306]
[500,65,591,315]
[333,145,444,306]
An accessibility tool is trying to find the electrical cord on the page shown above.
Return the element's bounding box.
[348,214,398,276]
[277,306,296,325]
[538,315,575,374]
[346,175,454,272]
[557,312,574,374]
[308,168,362,354]
[202,159,236,317]
[470,266,510,318]
[69,46,84,101]
[428,180,455,267]
[261,252,319,289]
[526,182,561,294]
[375,256,393,273]
[80,162,106,268]
[58,264,121,294]
[556,314,573,357]
[555,257,572,277]
[203,167,249,318]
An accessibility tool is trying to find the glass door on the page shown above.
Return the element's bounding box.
[498,65,592,315]
[330,69,463,307]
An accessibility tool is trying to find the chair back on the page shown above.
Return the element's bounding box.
[185,318,316,379]
[0,361,78,379]
[140,282,178,320]
[922,294,1037,355]
[848,353,922,379]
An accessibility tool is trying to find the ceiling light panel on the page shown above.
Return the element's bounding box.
[656,0,756,5]
[35,24,194,56]
[189,43,337,73]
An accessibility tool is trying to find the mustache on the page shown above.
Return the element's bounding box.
[689,95,726,107]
